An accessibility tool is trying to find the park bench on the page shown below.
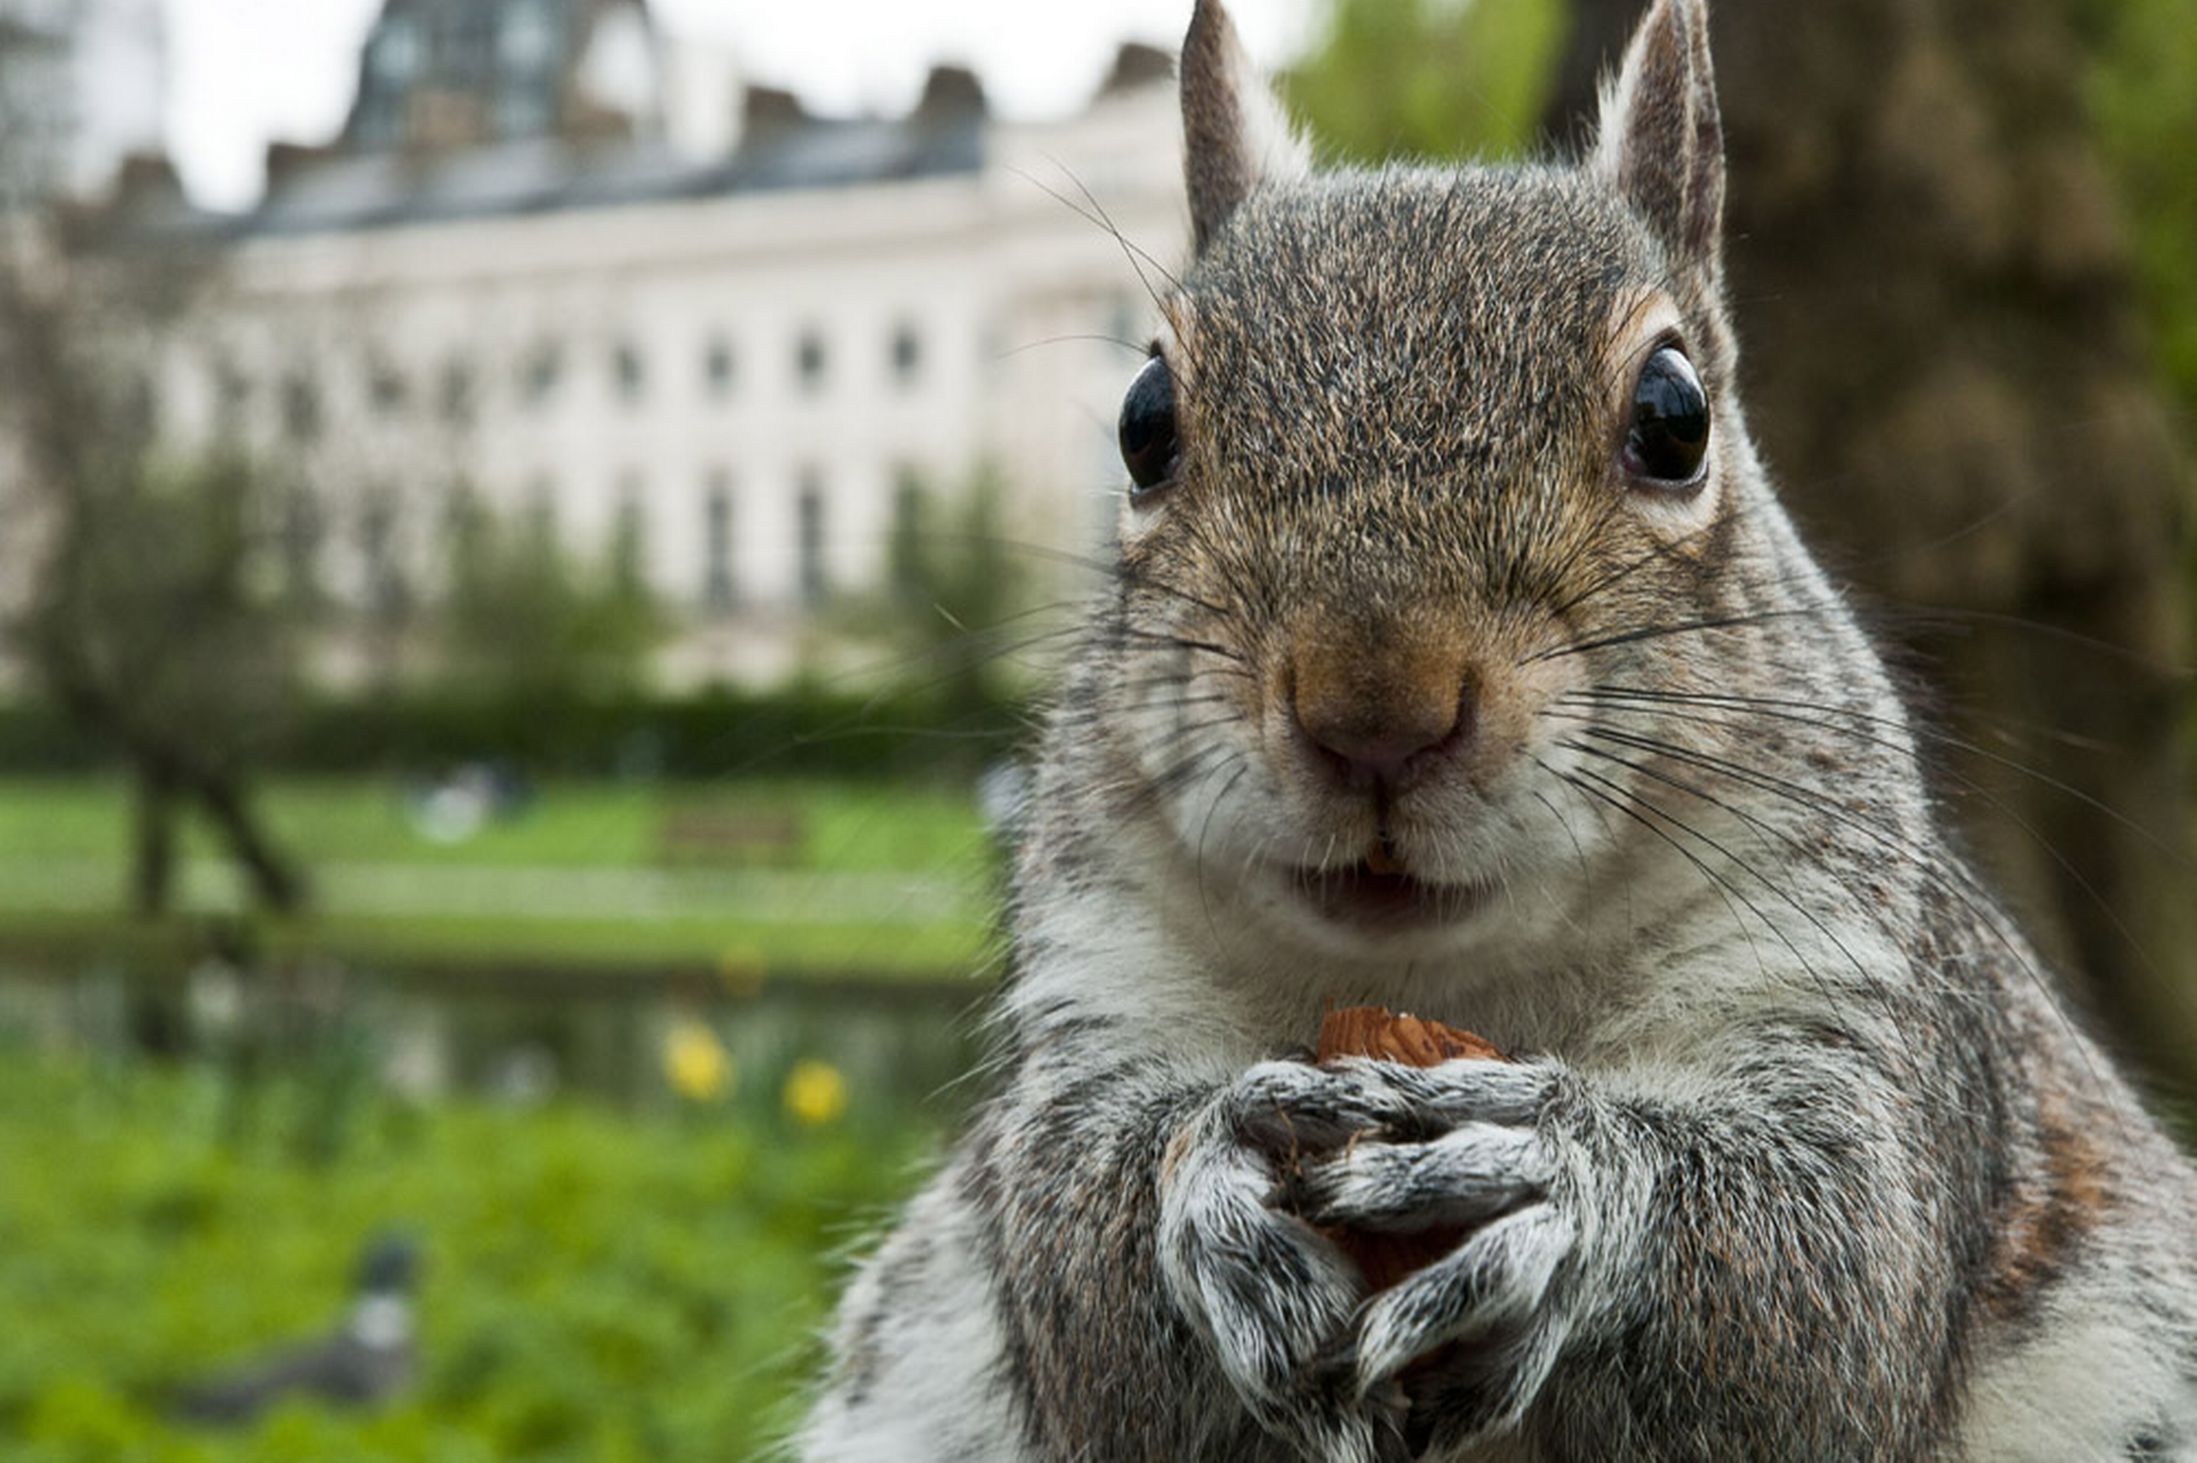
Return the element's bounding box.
[656,807,807,868]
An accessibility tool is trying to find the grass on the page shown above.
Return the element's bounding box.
[0,778,1000,982]
[0,1050,947,1462]
[0,777,992,872]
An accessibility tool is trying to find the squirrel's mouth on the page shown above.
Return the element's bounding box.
[1289,856,1492,930]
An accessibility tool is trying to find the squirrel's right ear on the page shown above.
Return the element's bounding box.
[1180,0,1308,255]
[1592,0,1724,284]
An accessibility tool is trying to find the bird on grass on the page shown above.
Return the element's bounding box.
[170,1233,420,1426]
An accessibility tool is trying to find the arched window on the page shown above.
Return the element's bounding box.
[890,322,922,388]
[705,335,735,400]
[704,472,735,612]
[796,471,826,605]
[796,329,828,394]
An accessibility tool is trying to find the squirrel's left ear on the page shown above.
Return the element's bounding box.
[1593,0,1724,285]
[1180,0,1309,255]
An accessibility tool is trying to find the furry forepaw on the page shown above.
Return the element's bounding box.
[1265,1057,1582,1450]
[1159,1067,1412,1462]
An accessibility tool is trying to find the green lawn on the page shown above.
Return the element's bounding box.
[0,1052,942,1462]
[0,778,1000,981]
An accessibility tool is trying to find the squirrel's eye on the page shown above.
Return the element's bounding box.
[1623,346,1710,489]
[1119,355,1178,499]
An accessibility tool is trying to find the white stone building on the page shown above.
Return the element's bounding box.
[0,0,166,204]
[150,1,1188,687]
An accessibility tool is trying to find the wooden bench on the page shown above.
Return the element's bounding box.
[657,807,807,868]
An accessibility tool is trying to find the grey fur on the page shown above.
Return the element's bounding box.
[801,2,2197,1459]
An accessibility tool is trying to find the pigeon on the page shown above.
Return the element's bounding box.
[170,1233,420,1425]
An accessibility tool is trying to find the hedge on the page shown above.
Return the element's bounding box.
[0,685,1032,781]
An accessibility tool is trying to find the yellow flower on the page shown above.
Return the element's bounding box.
[664,1018,733,1102]
[783,1059,849,1127]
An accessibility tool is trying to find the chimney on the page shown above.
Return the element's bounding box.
[913,64,987,125]
[1098,42,1173,98]
[264,141,334,194]
[110,152,183,210]
[740,85,808,143]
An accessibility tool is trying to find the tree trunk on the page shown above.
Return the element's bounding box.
[130,760,178,918]
[1546,0,2197,1082]
[191,770,307,915]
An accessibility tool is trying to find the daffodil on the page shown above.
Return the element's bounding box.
[783,1059,849,1127]
[664,1017,733,1102]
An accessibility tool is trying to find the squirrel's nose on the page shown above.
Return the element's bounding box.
[1290,640,1475,788]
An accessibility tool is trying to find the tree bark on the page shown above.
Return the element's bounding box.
[130,761,178,918]
[1546,0,2197,1083]
[190,768,307,915]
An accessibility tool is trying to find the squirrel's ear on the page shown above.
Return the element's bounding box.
[1592,0,1724,282]
[1180,0,1308,255]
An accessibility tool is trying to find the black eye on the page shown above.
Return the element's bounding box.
[1623,346,1710,488]
[1119,355,1178,498]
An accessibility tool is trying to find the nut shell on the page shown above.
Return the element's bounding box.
[1316,1007,1506,1067]
[1311,1007,1510,1295]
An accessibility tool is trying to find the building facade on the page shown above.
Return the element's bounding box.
[0,0,166,206]
[154,2,1187,687]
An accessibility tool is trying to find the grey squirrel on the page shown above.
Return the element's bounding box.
[800,0,2197,1457]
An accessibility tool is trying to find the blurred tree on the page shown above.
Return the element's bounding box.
[0,264,309,915]
[1282,0,1569,163]
[0,12,307,917]
[2086,0,2197,420]
[432,500,665,705]
[1548,0,2197,1079]
[880,467,1031,717]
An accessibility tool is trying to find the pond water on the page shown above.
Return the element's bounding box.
[0,952,990,1119]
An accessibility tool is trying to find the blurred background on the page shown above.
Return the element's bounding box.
[0,0,2189,1456]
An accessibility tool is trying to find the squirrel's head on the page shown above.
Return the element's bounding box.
[1093,0,1821,967]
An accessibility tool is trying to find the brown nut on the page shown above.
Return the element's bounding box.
[1311,1007,1511,1294]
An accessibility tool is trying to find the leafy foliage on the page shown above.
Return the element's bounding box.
[2086,0,2197,420]
[875,467,1034,715]
[433,504,666,706]
[0,1054,941,1462]
[1283,0,1570,164]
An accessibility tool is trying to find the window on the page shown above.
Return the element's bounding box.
[451,8,495,75]
[520,339,561,406]
[280,371,321,443]
[704,335,735,399]
[613,341,645,404]
[524,476,558,549]
[889,468,925,598]
[359,489,405,622]
[703,472,734,613]
[796,471,826,605]
[439,358,475,428]
[612,474,647,594]
[367,357,407,415]
[369,17,421,84]
[496,85,551,138]
[499,0,556,70]
[210,354,249,436]
[281,486,322,601]
[795,329,828,394]
[445,480,488,568]
[890,322,922,388]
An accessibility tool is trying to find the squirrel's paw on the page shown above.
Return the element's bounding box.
[1290,1121,1556,1232]
[1230,1055,1555,1153]
[1159,1070,1410,1463]
[1348,1200,1576,1442]
[1274,1058,1582,1449]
